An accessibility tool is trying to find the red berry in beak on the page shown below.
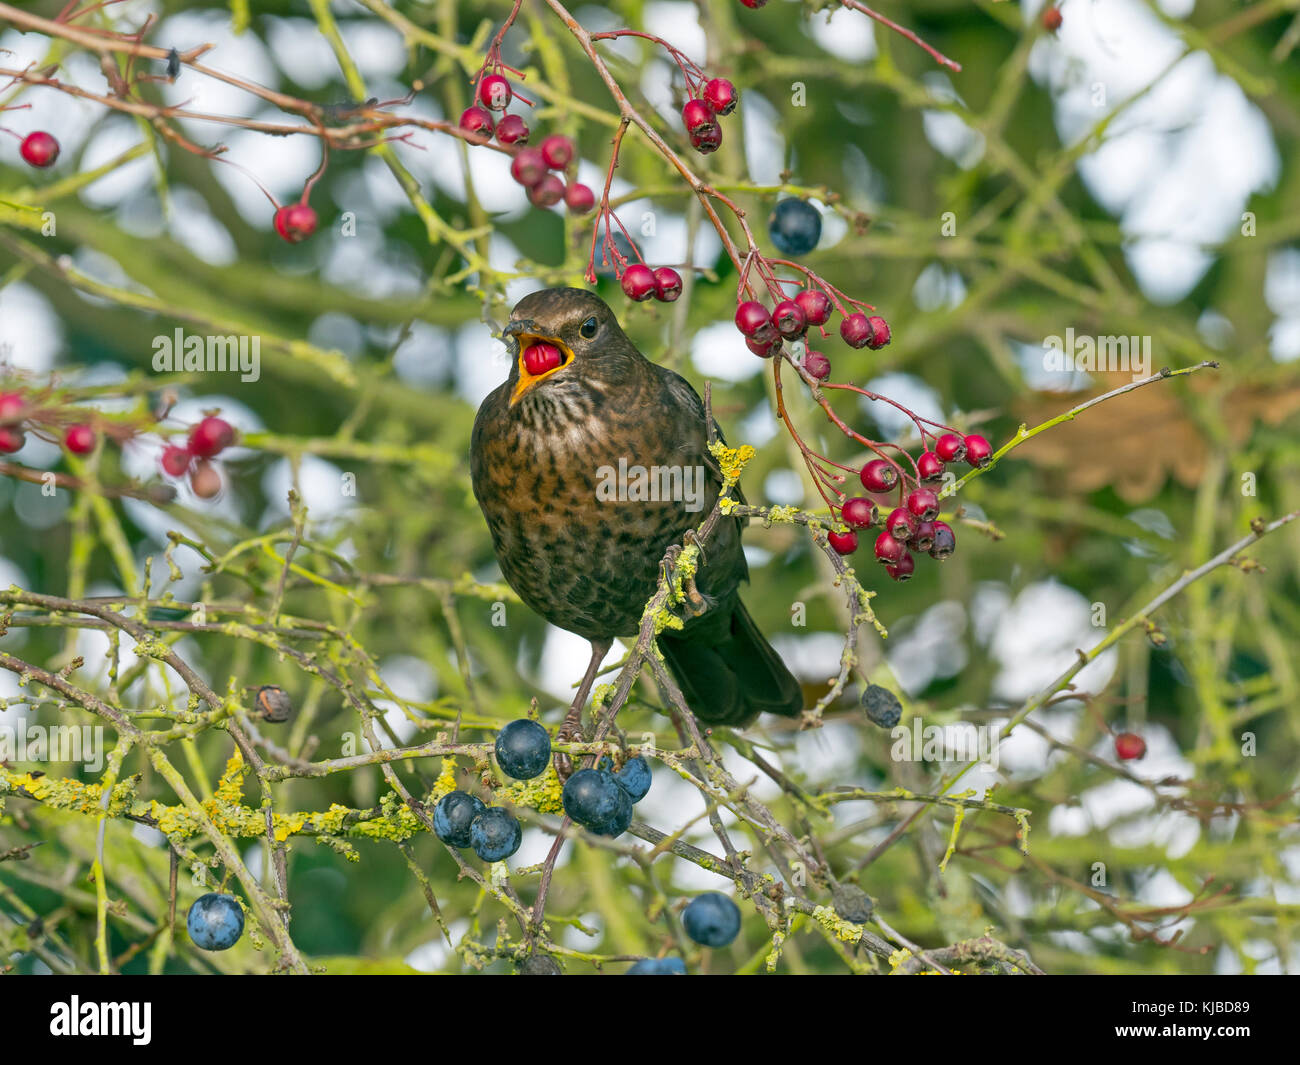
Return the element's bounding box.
[929,521,956,560]
[1114,732,1146,760]
[564,182,595,213]
[510,148,547,188]
[540,134,574,169]
[794,289,832,327]
[621,264,657,301]
[735,301,775,343]
[495,114,529,145]
[188,416,235,458]
[935,432,967,463]
[274,203,317,243]
[653,267,683,302]
[20,131,59,168]
[459,106,495,137]
[917,451,945,483]
[906,488,940,522]
[161,445,193,477]
[840,496,878,529]
[479,74,512,111]
[827,529,858,555]
[522,342,565,376]
[64,425,96,454]
[772,300,807,339]
[804,350,831,379]
[860,458,898,493]
[703,78,738,116]
[964,434,993,468]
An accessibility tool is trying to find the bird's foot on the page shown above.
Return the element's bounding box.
[661,540,713,621]
[553,703,584,783]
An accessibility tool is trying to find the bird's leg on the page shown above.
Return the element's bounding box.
[554,638,613,782]
[662,533,713,621]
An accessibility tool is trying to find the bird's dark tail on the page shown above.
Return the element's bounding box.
[658,599,803,727]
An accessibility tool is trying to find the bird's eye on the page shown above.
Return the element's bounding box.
[579,316,598,339]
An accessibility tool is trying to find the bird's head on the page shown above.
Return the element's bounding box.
[502,287,631,406]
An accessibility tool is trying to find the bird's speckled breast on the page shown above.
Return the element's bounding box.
[471,374,719,639]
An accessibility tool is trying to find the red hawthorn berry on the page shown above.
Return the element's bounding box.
[510,148,547,188]
[906,488,940,522]
[859,458,898,493]
[682,98,717,135]
[911,521,936,553]
[161,445,193,477]
[273,203,317,243]
[188,416,235,458]
[1114,732,1146,761]
[738,0,769,7]
[0,391,25,418]
[803,350,831,380]
[479,74,512,111]
[840,496,878,530]
[539,134,574,169]
[0,427,25,453]
[735,301,776,343]
[840,313,873,348]
[495,114,530,145]
[886,551,915,581]
[564,182,595,214]
[1043,6,1063,33]
[190,459,222,499]
[827,529,858,555]
[653,267,683,303]
[885,507,916,542]
[864,315,891,350]
[917,451,946,483]
[934,432,967,463]
[929,521,956,560]
[794,289,832,327]
[64,425,96,454]
[772,300,807,339]
[620,264,657,302]
[745,335,783,358]
[459,106,495,137]
[703,78,738,116]
[20,131,59,168]
[690,124,722,154]
[963,434,993,468]
[523,342,564,375]
[527,173,565,208]
[874,530,906,565]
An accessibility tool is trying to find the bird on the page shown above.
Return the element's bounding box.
[470,287,803,755]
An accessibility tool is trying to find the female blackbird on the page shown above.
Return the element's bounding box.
[471,288,803,738]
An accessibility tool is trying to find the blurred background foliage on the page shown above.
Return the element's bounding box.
[1,0,1298,974]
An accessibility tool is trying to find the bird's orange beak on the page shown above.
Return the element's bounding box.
[507,328,575,405]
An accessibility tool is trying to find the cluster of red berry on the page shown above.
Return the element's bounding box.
[0,390,97,455]
[459,74,595,214]
[682,78,738,155]
[620,263,683,304]
[160,416,235,499]
[735,290,890,364]
[827,431,993,581]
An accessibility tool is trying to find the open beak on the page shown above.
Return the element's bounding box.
[505,320,575,405]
